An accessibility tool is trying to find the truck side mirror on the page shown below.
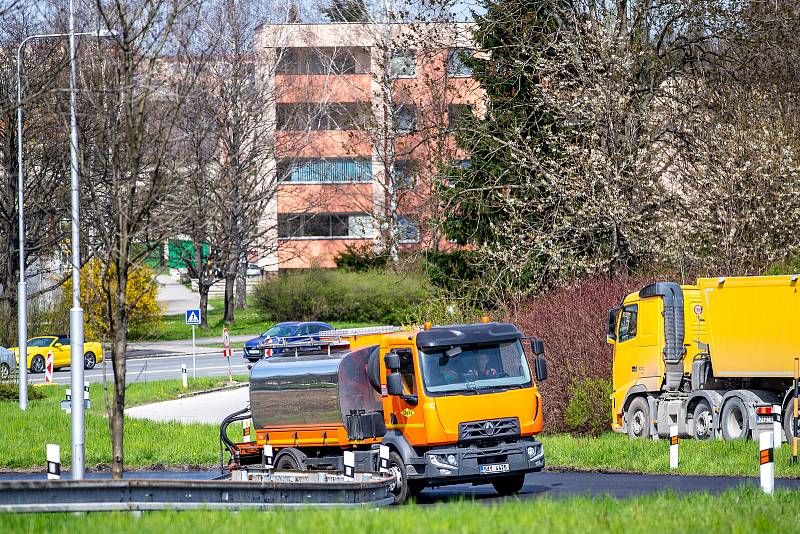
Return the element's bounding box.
[386,372,404,396]
[384,353,401,371]
[530,338,544,356]
[534,357,548,382]
[607,308,619,342]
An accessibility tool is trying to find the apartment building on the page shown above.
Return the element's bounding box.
[255,22,481,270]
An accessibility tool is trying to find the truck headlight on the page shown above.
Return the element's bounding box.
[527,446,536,459]
[446,454,457,466]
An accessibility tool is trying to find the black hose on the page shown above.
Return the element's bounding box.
[219,405,252,469]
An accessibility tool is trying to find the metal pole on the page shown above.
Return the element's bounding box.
[192,325,196,379]
[67,0,85,481]
[15,40,28,410]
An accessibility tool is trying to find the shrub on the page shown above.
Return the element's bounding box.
[333,243,389,272]
[64,258,162,340]
[564,377,613,436]
[254,269,429,324]
[508,274,654,433]
[0,383,45,402]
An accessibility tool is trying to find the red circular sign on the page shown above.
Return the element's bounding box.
[693,304,703,316]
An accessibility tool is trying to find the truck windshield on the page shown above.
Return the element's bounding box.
[419,341,532,395]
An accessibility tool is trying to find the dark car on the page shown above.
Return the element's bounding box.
[242,321,333,362]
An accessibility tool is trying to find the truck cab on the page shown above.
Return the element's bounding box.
[378,323,547,502]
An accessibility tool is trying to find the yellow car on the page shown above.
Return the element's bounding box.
[11,335,104,374]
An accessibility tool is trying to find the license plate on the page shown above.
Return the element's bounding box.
[757,415,774,425]
[480,463,510,474]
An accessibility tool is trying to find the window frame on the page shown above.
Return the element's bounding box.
[617,304,638,343]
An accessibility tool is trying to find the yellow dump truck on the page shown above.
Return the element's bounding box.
[608,275,799,441]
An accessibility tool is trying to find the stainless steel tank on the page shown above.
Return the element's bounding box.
[249,345,385,439]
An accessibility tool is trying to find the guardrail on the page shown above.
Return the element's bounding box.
[0,472,395,513]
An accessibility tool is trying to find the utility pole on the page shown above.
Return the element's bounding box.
[67,0,86,481]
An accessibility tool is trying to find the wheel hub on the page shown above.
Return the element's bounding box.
[388,465,402,494]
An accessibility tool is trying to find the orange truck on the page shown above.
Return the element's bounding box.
[221,322,548,504]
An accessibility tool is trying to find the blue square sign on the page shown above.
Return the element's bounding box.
[185,308,201,326]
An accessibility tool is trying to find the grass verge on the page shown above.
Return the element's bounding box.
[0,487,797,533]
[0,377,245,470]
[541,432,800,478]
[134,297,378,341]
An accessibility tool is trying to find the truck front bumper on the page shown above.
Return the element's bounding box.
[406,438,544,486]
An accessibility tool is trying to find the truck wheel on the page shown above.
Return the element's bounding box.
[720,397,749,440]
[84,352,96,370]
[30,355,45,374]
[492,473,525,496]
[387,451,409,505]
[626,397,651,439]
[274,448,306,470]
[692,401,715,440]
[784,398,798,443]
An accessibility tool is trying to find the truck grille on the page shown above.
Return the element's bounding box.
[458,417,520,442]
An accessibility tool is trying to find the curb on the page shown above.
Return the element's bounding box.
[176,382,248,399]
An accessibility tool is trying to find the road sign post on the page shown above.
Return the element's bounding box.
[45,350,54,384]
[223,327,232,382]
[185,309,201,379]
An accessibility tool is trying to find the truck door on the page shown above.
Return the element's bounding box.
[385,347,426,445]
[613,299,661,394]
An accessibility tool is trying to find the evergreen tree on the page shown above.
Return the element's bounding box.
[321,0,368,22]
[437,0,585,302]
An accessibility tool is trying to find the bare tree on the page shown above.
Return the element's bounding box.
[77,0,204,479]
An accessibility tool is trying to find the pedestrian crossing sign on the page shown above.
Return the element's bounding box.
[185,308,201,325]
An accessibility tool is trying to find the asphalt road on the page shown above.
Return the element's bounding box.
[25,351,251,385]
[2,470,798,501]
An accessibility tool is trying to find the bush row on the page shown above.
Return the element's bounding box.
[509,275,653,435]
[253,269,429,325]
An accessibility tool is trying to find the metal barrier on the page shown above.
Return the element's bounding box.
[0,472,395,513]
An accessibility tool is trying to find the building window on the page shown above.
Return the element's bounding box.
[278,213,375,239]
[278,159,372,183]
[397,216,420,243]
[395,104,417,133]
[447,104,471,129]
[276,47,371,75]
[394,160,418,189]
[389,49,416,78]
[447,48,473,77]
[276,102,372,131]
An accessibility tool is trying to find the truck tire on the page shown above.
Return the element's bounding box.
[720,397,750,440]
[692,401,714,441]
[388,451,409,505]
[30,355,45,374]
[492,473,525,496]
[274,448,306,470]
[626,397,651,439]
[785,397,798,443]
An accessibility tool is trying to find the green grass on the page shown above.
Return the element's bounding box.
[541,433,800,478]
[0,488,797,532]
[0,378,245,470]
[134,296,378,341]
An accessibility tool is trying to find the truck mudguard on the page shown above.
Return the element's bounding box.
[639,282,685,390]
[380,430,422,467]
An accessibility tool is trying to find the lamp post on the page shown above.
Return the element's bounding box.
[16,21,116,479]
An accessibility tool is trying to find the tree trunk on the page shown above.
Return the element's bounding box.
[235,260,247,310]
[223,272,235,323]
[110,264,129,480]
[199,285,210,329]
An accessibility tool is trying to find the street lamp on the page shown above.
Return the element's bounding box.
[16,21,117,480]
[15,30,117,411]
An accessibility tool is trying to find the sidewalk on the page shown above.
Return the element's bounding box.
[127,386,249,425]
[156,273,214,316]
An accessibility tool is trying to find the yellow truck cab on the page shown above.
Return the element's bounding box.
[608,275,799,442]
[223,322,548,504]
